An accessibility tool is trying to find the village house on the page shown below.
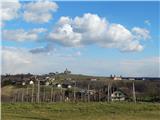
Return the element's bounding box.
[90,78,97,81]
[129,78,135,81]
[113,76,122,80]
[111,90,126,101]
[64,68,71,75]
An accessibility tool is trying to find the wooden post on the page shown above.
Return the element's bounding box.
[21,88,24,102]
[26,86,29,102]
[43,87,45,102]
[14,94,17,102]
[53,92,55,102]
[81,91,83,102]
[88,84,90,102]
[15,93,17,102]
[132,81,136,103]
[73,82,76,102]
[60,87,63,102]
[18,92,20,102]
[108,83,110,102]
[98,90,100,102]
[37,80,40,103]
[31,84,34,103]
[51,87,53,102]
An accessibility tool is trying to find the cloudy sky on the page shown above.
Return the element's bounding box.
[1,0,159,77]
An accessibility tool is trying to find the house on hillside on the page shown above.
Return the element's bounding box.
[110,75,122,80]
[64,68,71,75]
[113,76,122,80]
[90,78,97,81]
[111,90,126,101]
[129,78,135,81]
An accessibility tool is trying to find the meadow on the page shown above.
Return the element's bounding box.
[2,102,160,120]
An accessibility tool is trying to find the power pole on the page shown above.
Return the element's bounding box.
[132,81,136,103]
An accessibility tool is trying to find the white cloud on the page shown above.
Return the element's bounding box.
[23,0,58,23]
[119,40,143,52]
[76,51,81,56]
[1,0,21,26]
[2,47,32,74]
[132,27,150,40]
[29,44,55,54]
[100,24,143,52]
[119,57,160,77]
[1,47,159,77]
[144,20,151,26]
[48,13,150,52]
[1,47,75,74]
[48,24,82,47]
[2,28,47,42]
[31,28,47,33]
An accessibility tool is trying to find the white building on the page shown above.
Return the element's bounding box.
[111,91,126,101]
[29,80,34,85]
[113,76,122,80]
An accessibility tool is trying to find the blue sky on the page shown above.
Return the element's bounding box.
[1,0,160,77]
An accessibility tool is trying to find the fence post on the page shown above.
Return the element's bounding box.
[132,81,136,103]
[43,87,46,102]
[31,84,34,103]
[37,80,40,103]
[21,88,24,102]
[73,82,76,102]
[88,84,90,102]
[51,86,53,102]
[108,83,110,102]
[26,86,29,102]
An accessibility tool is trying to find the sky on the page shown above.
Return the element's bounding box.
[1,0,160,77]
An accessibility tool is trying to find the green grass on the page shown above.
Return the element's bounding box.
[2,102,160,120]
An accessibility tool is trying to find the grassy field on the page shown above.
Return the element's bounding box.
[2,102,160,120]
